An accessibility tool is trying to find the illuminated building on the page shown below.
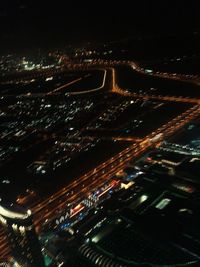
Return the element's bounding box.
[120,180,134,190]
[0,204,45,267]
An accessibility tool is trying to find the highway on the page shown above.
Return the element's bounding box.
[8,102,199,233]
[1,60,200,260]
[112,67,200,104]
[74,60,200,104]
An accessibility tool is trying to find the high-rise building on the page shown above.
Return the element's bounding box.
[0,204,45,267]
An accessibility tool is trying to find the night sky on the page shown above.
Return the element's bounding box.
[0,1,200,52]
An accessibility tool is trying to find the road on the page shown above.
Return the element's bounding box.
[1,61,200,260]
[2,69,108,98]
[112,67,200,104]
[47,69,107,95]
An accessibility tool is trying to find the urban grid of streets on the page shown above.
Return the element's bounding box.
[1,59,200,261]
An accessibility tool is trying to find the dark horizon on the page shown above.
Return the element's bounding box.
[1,1,200,53]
